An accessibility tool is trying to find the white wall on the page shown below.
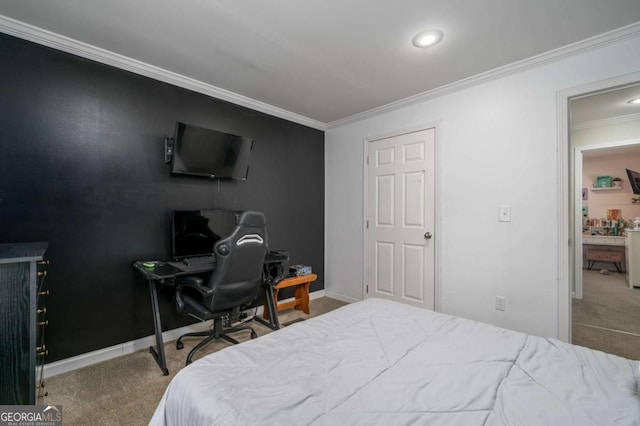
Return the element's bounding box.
[325,34,640,338]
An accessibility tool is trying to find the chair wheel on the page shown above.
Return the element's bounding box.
[176,341,184,350]
[250,331,257,339]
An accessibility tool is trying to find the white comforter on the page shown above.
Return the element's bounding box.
[150,298,640,425]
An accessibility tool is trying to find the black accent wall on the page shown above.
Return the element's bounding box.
[0,33,324,362]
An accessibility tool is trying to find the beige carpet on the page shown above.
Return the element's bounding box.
[39,297,347,426]
[572,269,640,360]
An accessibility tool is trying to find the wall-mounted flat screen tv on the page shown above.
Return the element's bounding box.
[626,168,640,194]
[171,209,240,260]
[171,122,253,180]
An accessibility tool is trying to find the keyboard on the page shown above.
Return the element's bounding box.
[183,255,215,265]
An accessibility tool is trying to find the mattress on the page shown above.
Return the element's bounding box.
[150,298,640,425]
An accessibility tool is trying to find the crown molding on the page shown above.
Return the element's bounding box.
[571,112,640,131]
[0,15,326,131]
[327,21,640,130]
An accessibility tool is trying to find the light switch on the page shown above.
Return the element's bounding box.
[499,205,511,222]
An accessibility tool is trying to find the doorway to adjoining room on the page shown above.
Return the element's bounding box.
[569,84,640,360]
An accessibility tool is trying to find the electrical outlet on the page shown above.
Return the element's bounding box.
[499,205,511,222]
[495,296,506,311]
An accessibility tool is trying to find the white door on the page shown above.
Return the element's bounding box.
[365,128,436,309]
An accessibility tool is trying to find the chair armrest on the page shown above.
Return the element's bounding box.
[176,276,214,296]
[175,276,213,314]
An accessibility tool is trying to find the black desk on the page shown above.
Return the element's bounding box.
[133,252,286,375]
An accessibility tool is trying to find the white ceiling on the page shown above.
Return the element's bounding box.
[575,84,640,160]
[1,0,640,125]
[571,84,640,124]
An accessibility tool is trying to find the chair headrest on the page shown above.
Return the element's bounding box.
[238,211,266,227]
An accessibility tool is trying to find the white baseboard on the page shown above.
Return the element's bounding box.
[309,289,325,300]
[41,321,211,379]
[324,290,360,304]
[43,289,326,378]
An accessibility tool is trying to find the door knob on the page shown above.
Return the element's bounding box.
[424,232,432,240]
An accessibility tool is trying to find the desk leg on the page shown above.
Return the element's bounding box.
[255,284,280,330]
[148,280,169,376]
[267,285,280,329]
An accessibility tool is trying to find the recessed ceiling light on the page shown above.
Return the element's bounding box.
[412,29,444,48]
[628,97,640,105]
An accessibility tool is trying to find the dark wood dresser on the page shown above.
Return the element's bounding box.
[0,242,48,405]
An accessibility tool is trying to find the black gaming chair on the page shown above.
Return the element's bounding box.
[174,211,267,364]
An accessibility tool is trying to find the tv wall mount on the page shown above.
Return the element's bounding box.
[164,136,174,164]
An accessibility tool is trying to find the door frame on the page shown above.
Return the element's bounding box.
[362,121,442,311]
[557,71,640,342]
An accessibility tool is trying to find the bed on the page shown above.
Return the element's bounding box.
[150,298,639,425]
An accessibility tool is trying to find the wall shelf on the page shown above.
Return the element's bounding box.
[590,186,622,192]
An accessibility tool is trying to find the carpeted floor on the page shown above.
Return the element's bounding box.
[572,269,640,360]
[39,297,347,426]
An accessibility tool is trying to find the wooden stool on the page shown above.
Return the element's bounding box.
[263,273,317,320]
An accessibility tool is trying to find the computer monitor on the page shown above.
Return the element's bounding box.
[171,210,241,260]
